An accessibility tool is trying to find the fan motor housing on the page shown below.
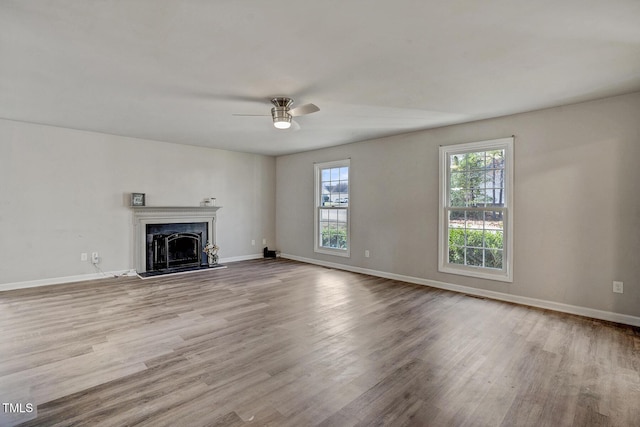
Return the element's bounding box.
[271,106,291,120]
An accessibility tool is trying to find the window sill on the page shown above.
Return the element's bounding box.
[439,264,512,283]
[314,247,351,258]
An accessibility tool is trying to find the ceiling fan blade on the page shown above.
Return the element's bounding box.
[289,103,320,117]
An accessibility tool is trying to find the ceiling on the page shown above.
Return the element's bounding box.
[1,1,639,156]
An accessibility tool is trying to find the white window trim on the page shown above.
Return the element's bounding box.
[438,137,514,282]
[314,159,351,257]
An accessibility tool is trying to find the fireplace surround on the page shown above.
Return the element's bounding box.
[131,206,220,274]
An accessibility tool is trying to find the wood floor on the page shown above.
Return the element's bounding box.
[1,259,639,426]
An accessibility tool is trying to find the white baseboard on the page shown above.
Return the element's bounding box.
[220,253,264,263]
[281,254,640,327]
[0,269,135,292]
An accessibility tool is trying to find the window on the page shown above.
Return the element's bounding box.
[439,138,513,282]
[315,159,350,257]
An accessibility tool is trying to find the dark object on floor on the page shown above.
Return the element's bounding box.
[264,247,277,258]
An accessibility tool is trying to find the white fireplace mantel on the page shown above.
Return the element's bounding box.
[131,206,221,273]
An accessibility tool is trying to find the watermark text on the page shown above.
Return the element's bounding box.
[2,403,34,414]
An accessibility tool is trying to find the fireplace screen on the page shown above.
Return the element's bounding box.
[146,222,208,272]
[151,232,201,270]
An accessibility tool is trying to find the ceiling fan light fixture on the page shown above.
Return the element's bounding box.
[271,106,292,129]
[273,119,291,129]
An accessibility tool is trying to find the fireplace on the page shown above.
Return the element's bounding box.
[131,206,220,274]
[146,223,207,272]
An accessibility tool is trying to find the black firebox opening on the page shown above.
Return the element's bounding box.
[145,222,208,272]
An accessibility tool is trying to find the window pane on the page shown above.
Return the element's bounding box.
[466,210,483,228]
[470,189,487,207]
[486,149,505,167]
[466,248,484,266]
[320,222,330,247]
[448,227,465,247]
[484,170,504,189]
[483,188,505,206]
[450,189,469,207]
[485,230,503,250]
[322,223,339,249]
[466,152,486,170]
[466,229,484,248]
[467,169,486,192]
[330,168,340,181]
[337,223,348,249]
[449,246,465,264]
[450,171,467,188]
[450,154,462,171]
[485,249,503,269]
[452,153,468,170]
[485,211,504,231]
[340,167,349,180]
[449,209,466,225]
[450,172,467,207]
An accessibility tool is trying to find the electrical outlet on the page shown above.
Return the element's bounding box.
[251,240,255,246]
[91,252,99,264]
[365,250,370,258]
[80,253,88,261]
[613,281,623,294]
[262,238,267,245]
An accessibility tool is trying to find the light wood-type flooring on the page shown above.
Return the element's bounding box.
[1,259,639,426]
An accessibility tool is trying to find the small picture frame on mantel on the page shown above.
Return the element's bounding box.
[131,192,146,207]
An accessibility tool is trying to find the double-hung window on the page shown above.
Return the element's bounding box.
[315,159,350,257]
[439,138,513,281]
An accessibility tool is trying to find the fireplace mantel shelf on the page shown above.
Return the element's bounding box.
[131,206,221,220]
[131,206,221,212]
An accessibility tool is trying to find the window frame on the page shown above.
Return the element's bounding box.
[314,159,351,257]
[438,137,514,282]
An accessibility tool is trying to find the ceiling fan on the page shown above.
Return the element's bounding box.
[233,97,320,129]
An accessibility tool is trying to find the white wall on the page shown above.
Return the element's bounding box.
[0,119,276,285]
[276,92,640,319]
